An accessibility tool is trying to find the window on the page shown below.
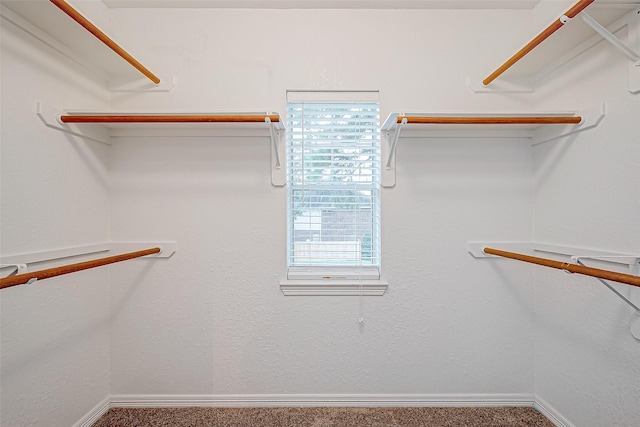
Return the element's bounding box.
[281,92,386,296]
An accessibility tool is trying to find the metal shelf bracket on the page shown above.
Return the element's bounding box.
[36,102,111,145]
[469,241,640,339]
[581,12,640,64]
[267,117,285,187]
[531,103,606,146]
[381,115,406,188]
[574,258,640,315]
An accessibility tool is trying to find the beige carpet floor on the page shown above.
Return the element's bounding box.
[92,406,555,426]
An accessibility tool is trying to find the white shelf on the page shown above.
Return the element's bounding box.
[468,2,640,92]
[0,241,176,267]
[468,241,640,268]
[0,241,176,289]
[468,240,640,335]
[0,0,172,91]
[36,102,286,186]
[37,103,284,138]
[380,104,605,187]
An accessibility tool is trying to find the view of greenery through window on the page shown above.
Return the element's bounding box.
[286,102,381,268]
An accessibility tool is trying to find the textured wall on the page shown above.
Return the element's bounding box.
[107,8,536,399]
[532,8,640,426]
[6,4,636,427]
[0,14,111,427]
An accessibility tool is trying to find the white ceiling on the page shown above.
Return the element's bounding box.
[102,0,542,9]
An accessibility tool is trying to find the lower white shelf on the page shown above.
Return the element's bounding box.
[468,240,640,339]
[0,241,176,289]
[0,241,176,270]
[467,241,639,270]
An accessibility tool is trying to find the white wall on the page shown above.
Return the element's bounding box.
[3,3,637,427]
[531,10,640,427]
[0,15,111,427]
[106,8,537,400]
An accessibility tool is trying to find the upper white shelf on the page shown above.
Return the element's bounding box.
[380,107,602,139]
[58,111,284,133]
[1,0,170,91]
[469,0,640,92]
[36,102,286,186]
[37,103,284,137]
[380,104,605,187]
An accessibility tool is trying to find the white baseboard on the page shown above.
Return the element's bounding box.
[80,393,568,426]
[71,393,588,427]
[533,396,575,427]
[109,393,535,408]
[72,397,110,427]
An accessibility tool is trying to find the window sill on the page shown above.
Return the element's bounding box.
[279,279,388,296]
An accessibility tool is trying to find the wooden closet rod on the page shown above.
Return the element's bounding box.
[483,0,595,86]
[395,116,582,125]
[484,247,640,288]
[0,247,160,290]
[49,0,161,85]
[60,114,281,123]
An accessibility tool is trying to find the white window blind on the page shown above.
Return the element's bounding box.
[286,100,381,279]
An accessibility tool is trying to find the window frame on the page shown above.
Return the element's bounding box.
[280,91,387,296]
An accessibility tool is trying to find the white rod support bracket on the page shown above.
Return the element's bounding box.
[531,103,605,146]
[267,117,286,187]
[265,117,280,169]
[381,116,407,188]
[0,264,28,278]
[581,12,640,62]
[386,117,407,170]
[380,113,400,188]
[575,260,640,313]
[36,101,111,145]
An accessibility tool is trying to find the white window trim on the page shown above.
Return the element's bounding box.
[287,266,380,280]
[279,279,388,296]
[282,91,386,296]
[281,267,387,296]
